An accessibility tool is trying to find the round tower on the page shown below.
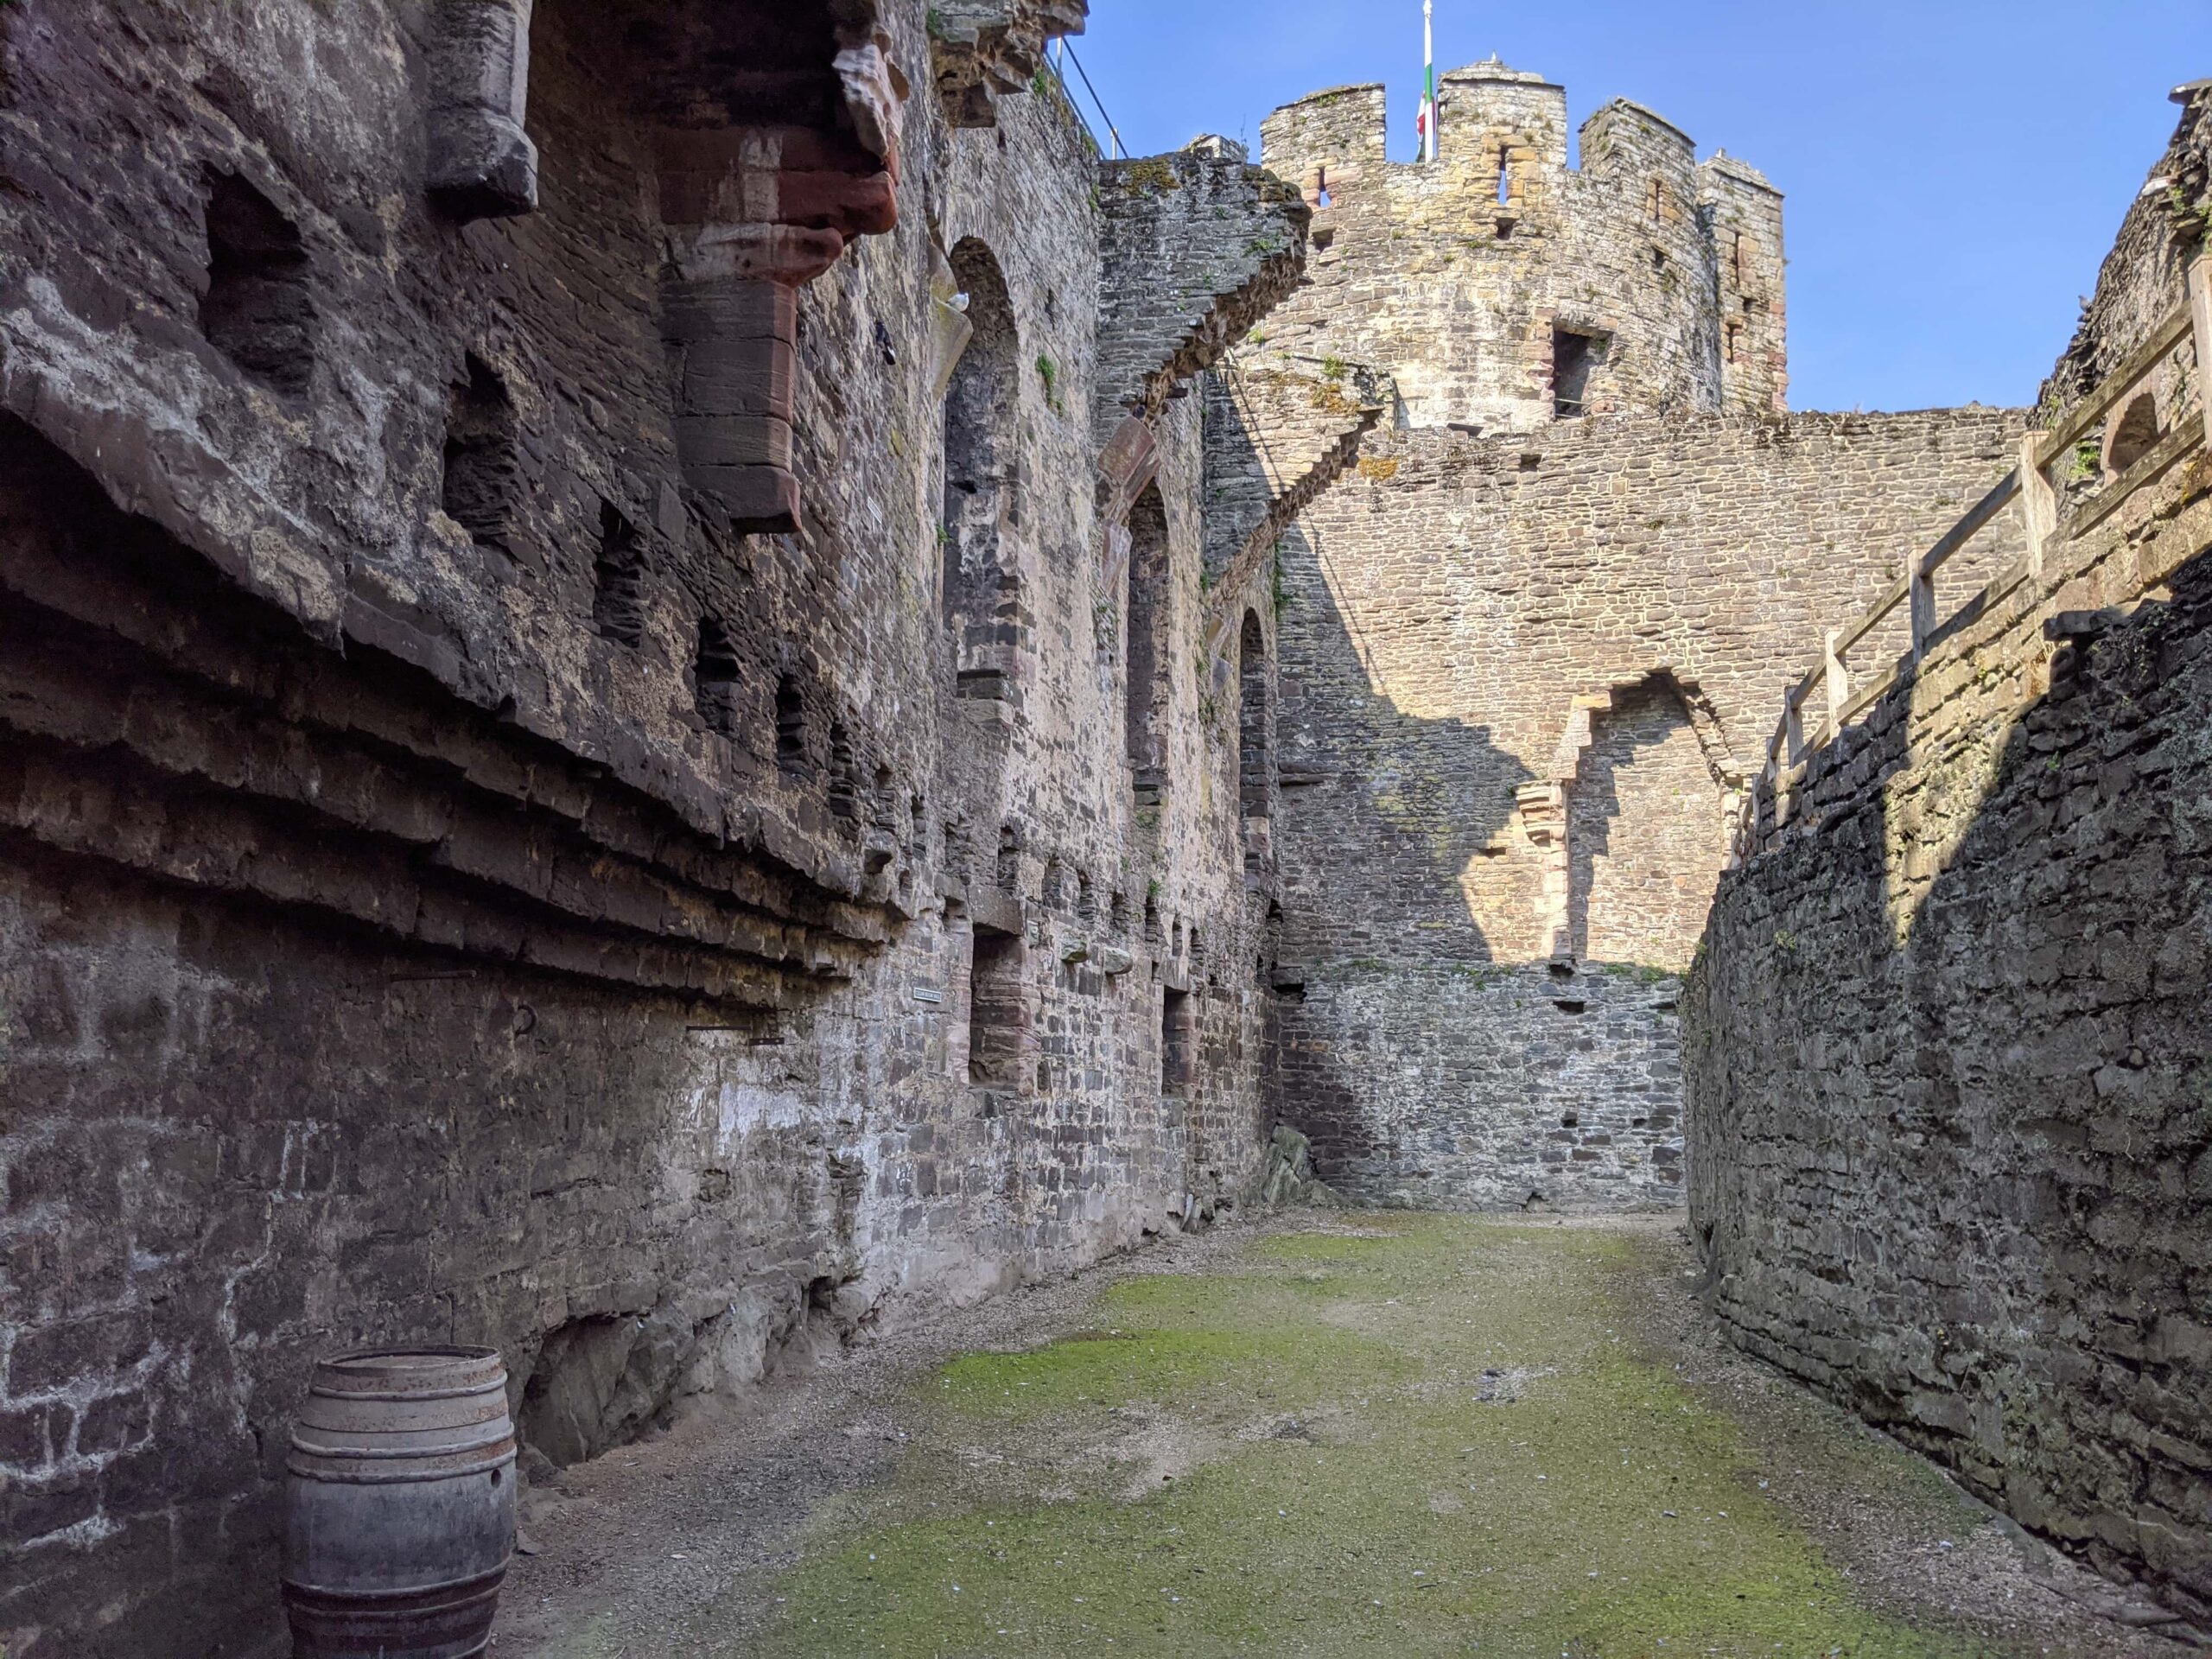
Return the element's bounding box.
[1253,61,1784,432]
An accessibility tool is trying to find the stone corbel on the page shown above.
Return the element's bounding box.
[650,33,908,537]
[836,34,909,168]
[427,0,540,220]
[660,225,845,535]
[931,1,1090,129]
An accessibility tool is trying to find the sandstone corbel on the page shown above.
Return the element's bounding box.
[658,225,845,535]
[427,0,539,220]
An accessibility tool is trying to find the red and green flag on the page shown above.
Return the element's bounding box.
[1417,1,1438,161]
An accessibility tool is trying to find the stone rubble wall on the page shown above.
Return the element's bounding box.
[1687,462,2212,1624]
[1271,410,2029,1209]
[0,1,1316,1651]
[1688,86,2212,1622]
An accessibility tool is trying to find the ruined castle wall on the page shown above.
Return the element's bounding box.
[0,1,1303,1650]
[1255,68,1777,432]
[1685,457,2212,1624]
[1686,95,2212,1618]
[1270,410,2028,1208]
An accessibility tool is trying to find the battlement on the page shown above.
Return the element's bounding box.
[1255,62,1787,429]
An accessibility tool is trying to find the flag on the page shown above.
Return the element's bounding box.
[1417,0,1436,161]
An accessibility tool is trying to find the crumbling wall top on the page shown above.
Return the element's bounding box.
[930,0,1089,129]
[1094,142,1312,424]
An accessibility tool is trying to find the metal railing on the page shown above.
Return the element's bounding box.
[1051,41,1123,160]
[1732,254,2212,862]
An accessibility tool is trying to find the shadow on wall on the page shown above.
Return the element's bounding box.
[1566,676,1733,971]
[0,415,892,1656]
[1272,516,1529,965]
[1270,514,1717,1210]
[1688,537,2212,1621]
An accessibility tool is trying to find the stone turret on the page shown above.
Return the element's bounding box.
[1255,60,1786,433]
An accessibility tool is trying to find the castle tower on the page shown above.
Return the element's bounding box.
[1255,61,1787,432]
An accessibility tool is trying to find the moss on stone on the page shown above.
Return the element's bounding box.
[743,1218,1994,1656]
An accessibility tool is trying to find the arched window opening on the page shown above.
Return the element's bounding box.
[1495,146,1511,207]
[968,926,1029,1090]
[828,721,858,820]
[1553,328,1605,420]
[201,168,315,397]
[1237,610,1273,875]
[1160,988,1195,1097]
[942,239,1020,702]
[1565,676,1730,971]
[1124,484,1171,809]
[592,501,646,646]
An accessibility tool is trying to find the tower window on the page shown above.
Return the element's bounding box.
[1496,146,1511,207]
[1553,328,1604,420]
[1724,321,1743,365]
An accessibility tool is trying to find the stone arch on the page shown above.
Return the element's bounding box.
[942,236,1021,702]
[1516,669,1741,966]
[1237,608,1274,876]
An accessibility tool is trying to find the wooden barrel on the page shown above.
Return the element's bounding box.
[283,1346,517,1659]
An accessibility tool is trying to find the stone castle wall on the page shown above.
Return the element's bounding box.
[0,2,1320,1652]
[1234,57,2030,1214]
[1687,89,2212,1620]
[1265,410,2028,1208]
[1255,62,1784,432]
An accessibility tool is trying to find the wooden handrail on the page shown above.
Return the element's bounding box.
[1918,468,2021,580]
[1729,266,2209,864]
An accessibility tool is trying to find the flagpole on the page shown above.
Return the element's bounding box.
[1422,0,1437,162]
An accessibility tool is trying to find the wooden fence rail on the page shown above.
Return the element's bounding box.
[1731,254,2212,862]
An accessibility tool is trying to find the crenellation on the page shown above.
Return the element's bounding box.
[6,5,2209,1649]
[1254,60,1762,433]
[1702,151,1789,416]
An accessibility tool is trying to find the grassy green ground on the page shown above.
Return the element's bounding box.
[737,1217,1997,1658]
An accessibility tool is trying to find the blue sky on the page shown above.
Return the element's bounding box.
[1065,2,2211,413]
